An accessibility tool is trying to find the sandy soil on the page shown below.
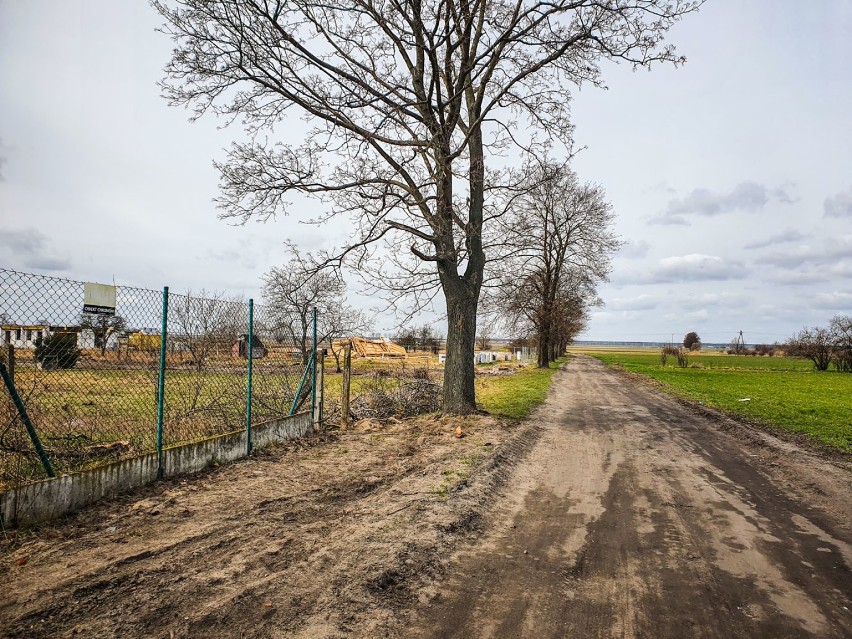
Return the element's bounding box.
[2,355,850,638]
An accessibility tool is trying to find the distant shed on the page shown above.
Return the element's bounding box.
[232,334,268,359]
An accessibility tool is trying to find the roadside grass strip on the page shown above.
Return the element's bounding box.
[476,358,565,420]
[587,351,851,452]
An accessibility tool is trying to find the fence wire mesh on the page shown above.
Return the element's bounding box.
[1,269,313,490]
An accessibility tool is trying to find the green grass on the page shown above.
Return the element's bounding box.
[585,350,852,451]
[475,359,564,419]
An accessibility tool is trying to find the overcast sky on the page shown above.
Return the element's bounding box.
[1,0,850,343]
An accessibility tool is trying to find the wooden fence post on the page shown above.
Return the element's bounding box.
[342,343,352,428]
[313,348,325,430]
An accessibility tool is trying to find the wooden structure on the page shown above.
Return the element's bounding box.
[332,336,406,359]
[232,334,269,359]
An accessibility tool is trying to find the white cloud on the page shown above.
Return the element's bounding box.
[606,294,659,311]
[824,186,852,218]
[650,181,795,225]
[757,235,852,269]
[744,228,810,250]
[812,291,852,310]
[678,292,747,310]
[618,239,651,260]
[622,254,747,285]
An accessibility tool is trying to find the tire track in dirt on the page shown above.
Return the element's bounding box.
[411,355,852,638]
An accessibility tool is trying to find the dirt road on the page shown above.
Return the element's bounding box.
[410,355,852,638]
[2,356,850,638]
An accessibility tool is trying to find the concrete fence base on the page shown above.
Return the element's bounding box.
[0,411,313,528]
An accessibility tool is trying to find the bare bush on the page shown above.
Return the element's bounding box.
[787,327,834,371]
[754,343,777,356]
[683,331,701,350]
[350,370,442,420]
[660,345,679,366]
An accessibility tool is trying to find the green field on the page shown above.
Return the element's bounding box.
[476,359,563,419]
[583,350,851,451]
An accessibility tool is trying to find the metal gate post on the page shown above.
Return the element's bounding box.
[0,362,55,478]
[156,286,169,479]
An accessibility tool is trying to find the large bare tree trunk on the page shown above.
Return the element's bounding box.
[443,282,478,414]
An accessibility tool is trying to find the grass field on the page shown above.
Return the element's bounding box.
[475,359,564,419]
[2,350,555,489]
[581,349,851,451]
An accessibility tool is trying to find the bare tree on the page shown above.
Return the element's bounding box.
[396,326,419,352]
[683,331,701,350]
[155,0,701,412]
[396,322,441,353]
[171,290,245,370]
[80,313,127,356]
[263,252,363,364]
[829,314,852,372]
[787,327,834,371]
[325,304,373,372]
[417,324,441,354]
[495,161,618,367]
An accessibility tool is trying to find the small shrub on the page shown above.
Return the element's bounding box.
[34,332,80,370]
[675,348,689,368]
[410,367,432,381]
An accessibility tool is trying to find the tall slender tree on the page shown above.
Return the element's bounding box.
[496,161,619,366]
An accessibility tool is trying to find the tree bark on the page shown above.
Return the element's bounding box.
[537,323,550,368]
[442,279,478,414]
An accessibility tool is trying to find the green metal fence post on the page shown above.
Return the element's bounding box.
[289,353,313,416]
[311,306,318,430]
[246,298,254,455]
[156,286,169,479]
[0,362,55,478]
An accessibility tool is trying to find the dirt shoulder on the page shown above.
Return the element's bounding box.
[1,413,540,639]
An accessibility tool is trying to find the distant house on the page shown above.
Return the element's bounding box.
[2,324,81,349]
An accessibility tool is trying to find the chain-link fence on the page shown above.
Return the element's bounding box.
[1,269,317,491]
